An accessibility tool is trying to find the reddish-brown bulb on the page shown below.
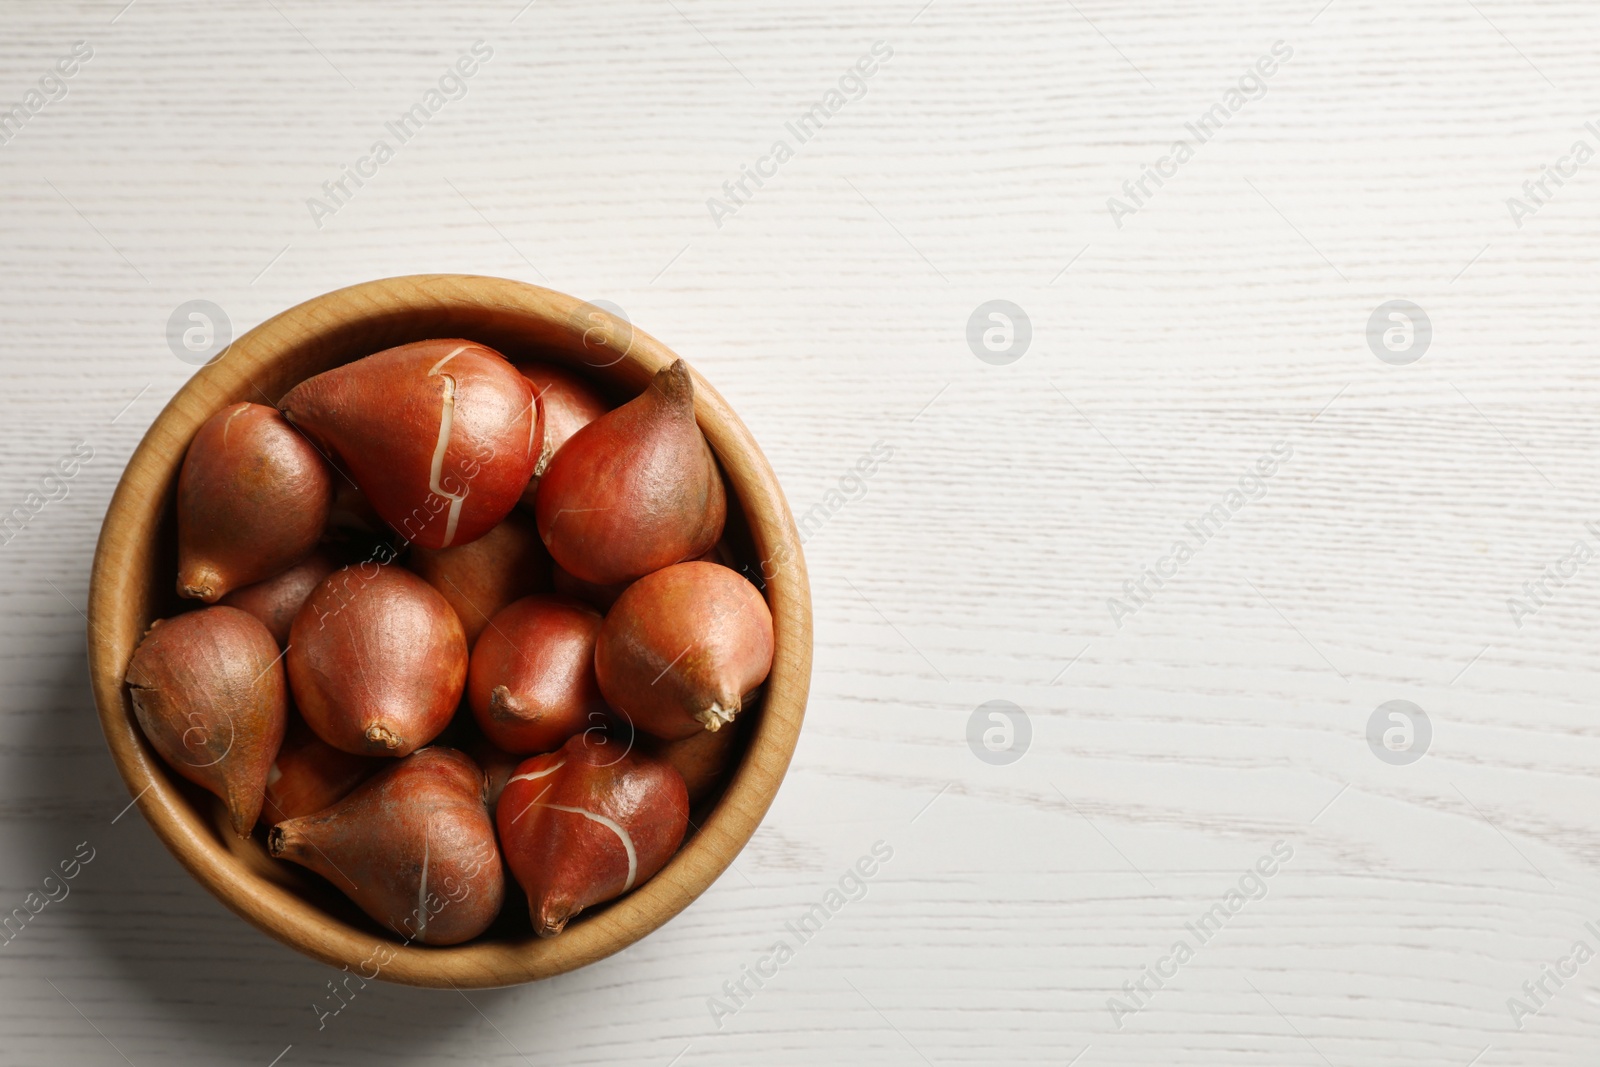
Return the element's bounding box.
[407,510,551,646]
[594,562,774,740]
[514,360,610,503]
[496,734,688,937]
[467,594,606,754]
[279,339,540,550]
[260,716,382,825]
[270,747,504,945]
[219,548,340,648]
[534,360,725,585]
[124,606,288,836]
[176,402,332,602]
[287,564,467,757]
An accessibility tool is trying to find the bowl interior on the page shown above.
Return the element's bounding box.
[87,275,810,987]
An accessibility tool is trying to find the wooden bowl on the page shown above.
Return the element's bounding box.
[86,275,812,987]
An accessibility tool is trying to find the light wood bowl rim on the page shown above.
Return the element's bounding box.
[86,274,812,988]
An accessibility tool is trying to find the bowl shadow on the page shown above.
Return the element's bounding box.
[14,634,556,1062]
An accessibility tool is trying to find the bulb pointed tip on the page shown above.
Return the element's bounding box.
[177,564,224,603]
[651,359,695,410]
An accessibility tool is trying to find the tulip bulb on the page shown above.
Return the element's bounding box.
[467,594,605,754]
[279,339,540,550]
[270,747,504,945]
[594,561,774,741]
[176,403,333,602]
[514,361,610,499]
[653,715,744,805]
[287,564,467,757]
[550,562,627,611]
[219,548,340,648]
[496,734,688,937]
[261,717,381,825]
[534,359,725,585]
[407,510,551,646]
[325,481,387,538]
[124,606,288,836]
[462,733,522,810]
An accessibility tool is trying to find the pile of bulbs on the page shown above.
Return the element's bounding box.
[124,339,775,945]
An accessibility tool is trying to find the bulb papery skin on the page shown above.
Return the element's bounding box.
[269,747,504,946]
[514,361,611,500]
[287,564,467,757]
[467,594,606,755]
[534,359,725,586]
[408,510,551,646]
[125,606,289,837]
[594,562,774,741]
[496,734,688,937]
[550,562,627,611]
[652,715,744,805]
[177,402,333,603]
[279,339,540,551]
[260,717,381,825]
[220,548,341,648]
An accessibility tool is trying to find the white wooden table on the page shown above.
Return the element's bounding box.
[3,0,1599,1062]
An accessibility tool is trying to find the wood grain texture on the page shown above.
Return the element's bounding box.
[3,0,1600,1061]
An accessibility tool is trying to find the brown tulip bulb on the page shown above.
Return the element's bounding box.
[219,548,340,648]
[653,715,743,805]
[467,595,605,754]
[534,359,726,585]
[407,511,552,645]
[176,402,333,602]
[287,564,467,757]
[595,562,774,741]
[496,734,688,937]
[260,717,381,825]
[270,747,504,945]
[514,361,610,503]
[124,606,288,836]
[279,339,540,550]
